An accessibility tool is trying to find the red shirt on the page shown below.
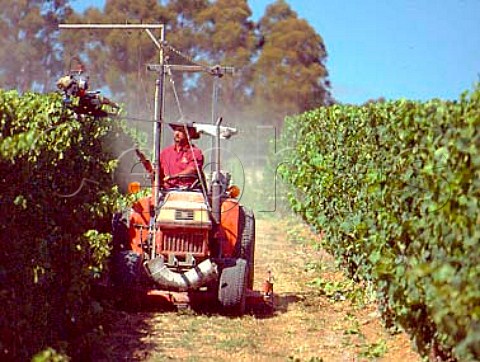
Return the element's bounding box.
[160,143,204,188]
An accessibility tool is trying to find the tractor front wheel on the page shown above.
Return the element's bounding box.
[218,258,249,316]
[236,207,255,289]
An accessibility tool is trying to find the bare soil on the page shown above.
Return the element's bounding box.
[93,218,421,362]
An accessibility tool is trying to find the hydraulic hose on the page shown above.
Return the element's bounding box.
[145,257,217,292]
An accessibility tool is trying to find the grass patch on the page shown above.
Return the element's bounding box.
[358,339,388,359]
[216,336,257,352]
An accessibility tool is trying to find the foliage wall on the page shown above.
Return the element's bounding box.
[0,90,130,360]
[278,86,480,361]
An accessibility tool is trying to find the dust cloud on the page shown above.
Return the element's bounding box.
[109,69,286,214]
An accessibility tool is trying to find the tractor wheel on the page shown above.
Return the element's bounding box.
[218,259,249,316]
[110,251,145,310]
[235,207,255,289]
[111,209,130,253]
[111,251,142,287]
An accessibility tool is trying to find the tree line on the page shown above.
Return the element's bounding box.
[0,0,332,128]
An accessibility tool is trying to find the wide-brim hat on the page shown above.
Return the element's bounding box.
[168,122,200,139]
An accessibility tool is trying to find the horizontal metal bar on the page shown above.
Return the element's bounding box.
[170,65,235,75]
[147,64,235,75]
[59,23,164,30]
[169,65,209,72]
[147,64,206,73]
[147,64,201,72]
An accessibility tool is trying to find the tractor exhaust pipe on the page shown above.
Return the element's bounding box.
[145,257,217,292]
[211,117,223,224]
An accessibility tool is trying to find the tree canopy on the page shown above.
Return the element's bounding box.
[0,0,332,127]
[0,0,71,92]
[252,0,332,121]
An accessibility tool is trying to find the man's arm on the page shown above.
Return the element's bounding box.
[164,165,197,181]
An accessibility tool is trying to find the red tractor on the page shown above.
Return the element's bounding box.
[111,119,256,314]
[57,23,266,314]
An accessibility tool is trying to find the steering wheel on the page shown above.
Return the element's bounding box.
[165,173,200,190]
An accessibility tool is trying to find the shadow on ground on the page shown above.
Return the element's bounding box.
[82,287,304,361]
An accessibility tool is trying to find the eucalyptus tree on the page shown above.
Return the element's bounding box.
[0,0,70,92]
[251,0,331,126]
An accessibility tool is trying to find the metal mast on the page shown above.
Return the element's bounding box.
[152,26,165,211]
[58,23,165,210]
[59,24,165,259]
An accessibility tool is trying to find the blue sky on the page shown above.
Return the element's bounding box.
[71,0,480,104]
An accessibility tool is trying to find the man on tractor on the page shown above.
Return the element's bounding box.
[58,22,264,317]
[160,123,204,189]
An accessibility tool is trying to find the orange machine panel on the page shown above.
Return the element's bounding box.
[129,196,152,254]
[219,199,240,257]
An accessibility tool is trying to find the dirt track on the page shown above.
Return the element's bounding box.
[94,218,421,361]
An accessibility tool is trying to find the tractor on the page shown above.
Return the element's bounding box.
[58,23,269,314]
[111,118,256,314]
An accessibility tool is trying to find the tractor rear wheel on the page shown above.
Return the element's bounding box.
[236,207,255,289]
[218,258,248,315]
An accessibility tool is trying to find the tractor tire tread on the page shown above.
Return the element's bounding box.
[218,258,248,316]
[236,206,255,289]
